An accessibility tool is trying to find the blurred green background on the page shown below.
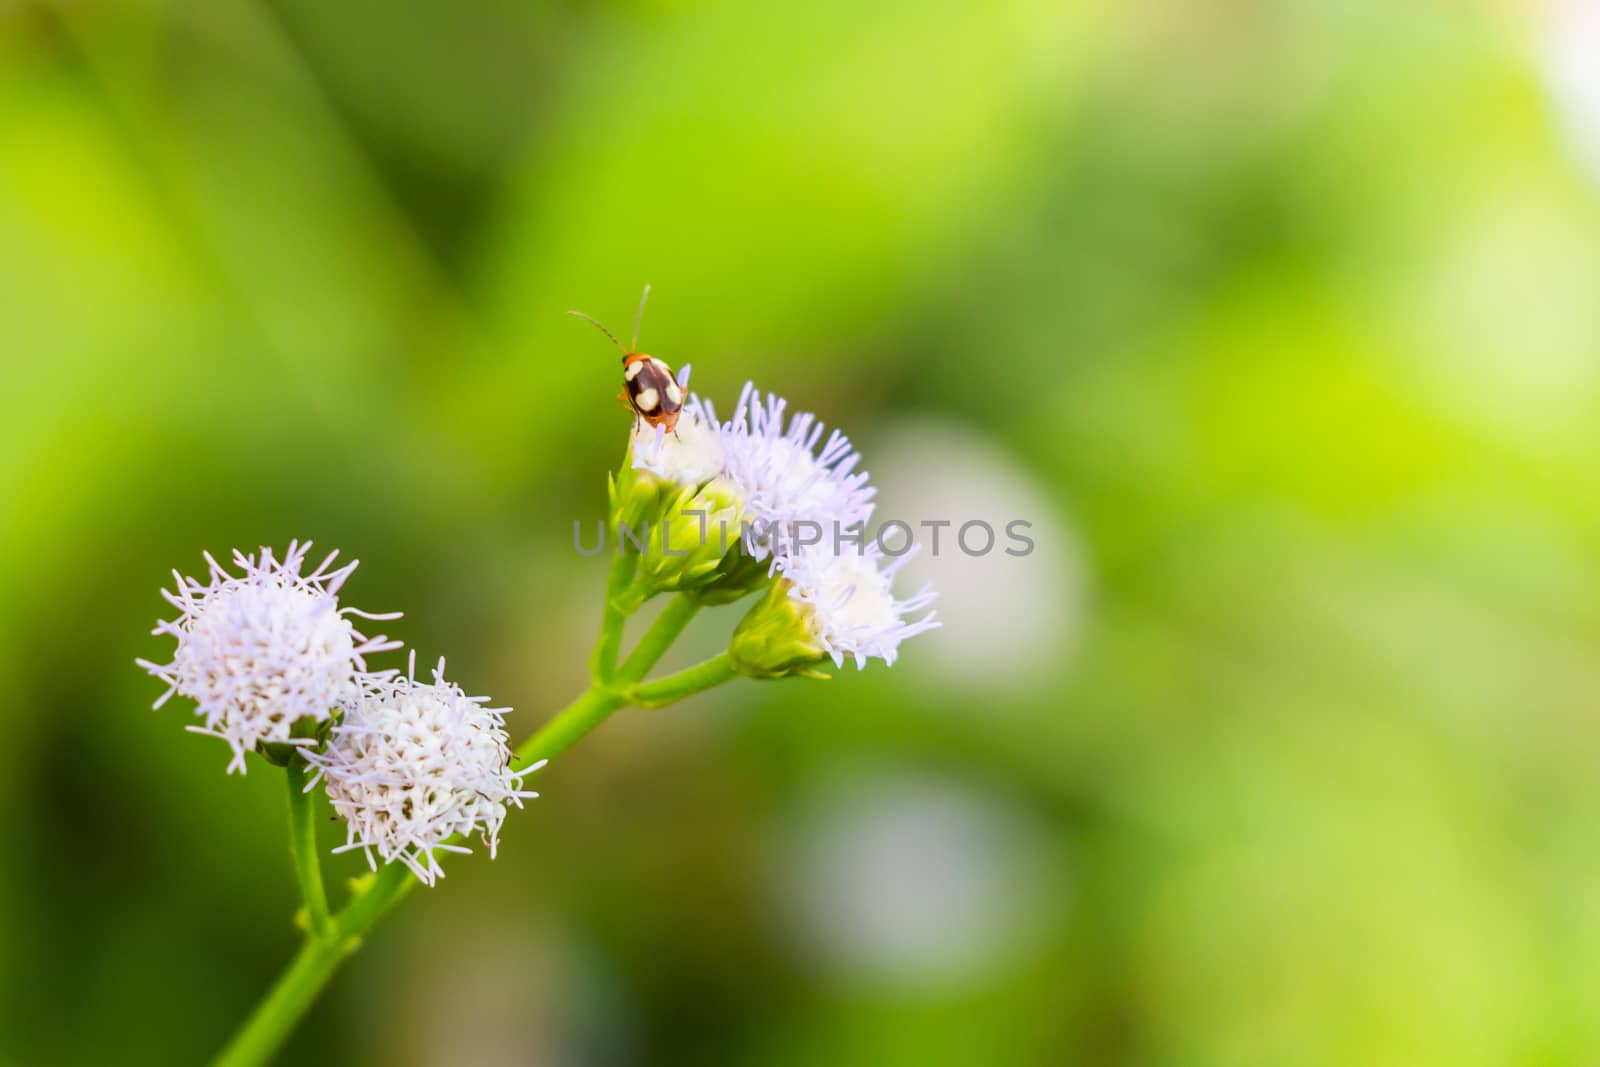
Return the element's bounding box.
[6,0,1600,1063]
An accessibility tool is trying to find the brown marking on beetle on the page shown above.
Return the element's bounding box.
[621,355,682,432]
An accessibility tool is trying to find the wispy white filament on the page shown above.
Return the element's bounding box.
[308,656,541,886]
[778,546,939,669]
[720,382,878,560]
[137,541,400,774]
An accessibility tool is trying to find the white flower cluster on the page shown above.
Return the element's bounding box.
[779,546,939,670]
[137,542,400,774]
[141,541,532,884]
[631,379,938,669]
[307,657,541,886]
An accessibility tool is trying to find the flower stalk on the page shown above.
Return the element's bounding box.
[210,583,728,1067]
[633,652,739,707]
[590,551,637,682]
[283,760,332,940]
[615,593,701,684]
[211,932,348,1067]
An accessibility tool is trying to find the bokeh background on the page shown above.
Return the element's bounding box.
[6,0,1600,1063]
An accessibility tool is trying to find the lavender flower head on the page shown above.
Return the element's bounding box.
[779,545,940,669]
[138,542,400,774]
[730,543,939,678]
[720,383,877,560]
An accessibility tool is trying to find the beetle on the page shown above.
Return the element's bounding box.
[568,284,689,437]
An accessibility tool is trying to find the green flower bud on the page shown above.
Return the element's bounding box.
[688,547,773,606]
[609,451,667,532]
[728,578,831,680]
[638,478,744,594]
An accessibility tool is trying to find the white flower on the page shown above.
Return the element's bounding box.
[721,383,878,560]
[137,542,400,774]
[308,656,540,886]
[778,545,939,669]
[630,375,726,486]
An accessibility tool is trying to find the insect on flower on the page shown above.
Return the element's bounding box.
[569,284,691,438]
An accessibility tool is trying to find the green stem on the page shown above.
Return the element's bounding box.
[283,759,332,940]
[589,552,637,683]
[615,593,701,685]
[632,652,738,708]
[210,936,348,1067]
[515,684,629,769]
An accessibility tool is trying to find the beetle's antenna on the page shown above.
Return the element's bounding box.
[566,310,626,354]
[632,283,652,351]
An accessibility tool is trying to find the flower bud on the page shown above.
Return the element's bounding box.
[609,454,666,532]
[687,546,774,606]
[638,478,745,594]
[729,578,831,679]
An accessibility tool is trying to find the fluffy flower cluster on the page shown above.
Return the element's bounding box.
[307,657,540,886]
[141,541,533,884]
[137,542,400,774]
[630,379,937,671]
